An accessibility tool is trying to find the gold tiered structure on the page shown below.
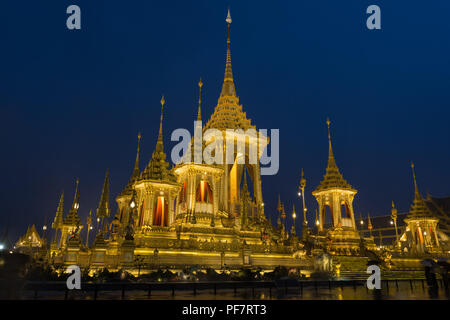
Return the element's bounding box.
[16,10,449,278]
[39,10,310,274]
[311,118,366,255]
[402,162,441,255]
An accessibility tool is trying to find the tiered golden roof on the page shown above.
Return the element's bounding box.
[52,191,64,229]
[16,225,43,248]
[314,118,355,193]
[63,179,81,226]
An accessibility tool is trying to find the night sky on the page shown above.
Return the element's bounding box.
[1,1,450,242]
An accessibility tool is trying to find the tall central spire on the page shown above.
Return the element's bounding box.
[220,9,236,97]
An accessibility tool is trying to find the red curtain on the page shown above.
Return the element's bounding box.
[153,196,168,226]
[196,180,213,203]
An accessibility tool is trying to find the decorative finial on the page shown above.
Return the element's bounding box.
[138,132,141,141]
[391,200,397,219]
[326,117,331,140]
[300,168,306,188]
[197,78,203,121]
[226,8,232,24]
[157,95,165,144]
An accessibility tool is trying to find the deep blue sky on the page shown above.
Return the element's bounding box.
[1,1,450,242]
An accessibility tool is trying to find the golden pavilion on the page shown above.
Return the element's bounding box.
[16,10,449,278]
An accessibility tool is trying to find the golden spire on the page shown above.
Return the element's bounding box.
[197,78,203,121]
[367,213,373,230]
[281,203,286,220]
[64,179,81,226]
[96,170,110,219]
[277,194,283,213]
[157,95,165,147]
[315,209,319,225]
[220,8,236,97]
[52,191,64,238]
[132,132,141,178]
[292,204,296,219]
[326,117,337,169]
[411,161,421,201]
[141,96,176,182]
[71,178,79,211]
[408,162,432,218]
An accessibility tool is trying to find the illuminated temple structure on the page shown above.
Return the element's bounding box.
[41,11,309,273]
[15,11,449,277]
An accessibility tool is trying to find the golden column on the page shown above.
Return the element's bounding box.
[298,168,308,239]
[391,201,400,250]
[86,210,93,247]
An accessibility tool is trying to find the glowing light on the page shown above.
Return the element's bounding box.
[360,220,364,225]
[316,220,320,226]
[423,231,427,236]
[130,201,136,209]
[43,225,47,231]
[0,244,4,250]
[390,221,394,225]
